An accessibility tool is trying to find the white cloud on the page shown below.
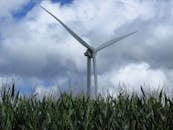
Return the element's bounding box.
[99,62,168,96]
[34,85,59,99]
[154,24,173,41]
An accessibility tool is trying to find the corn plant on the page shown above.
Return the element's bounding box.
[0,84,173,130]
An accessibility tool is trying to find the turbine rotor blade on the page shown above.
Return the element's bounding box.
[93,56,98,97]
[41,6,93,50]
[96,31,137,52]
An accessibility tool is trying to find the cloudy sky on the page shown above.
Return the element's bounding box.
[0,0,173,97]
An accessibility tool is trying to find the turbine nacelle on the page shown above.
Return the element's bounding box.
[84,49,96,58]
[84,49,92,58]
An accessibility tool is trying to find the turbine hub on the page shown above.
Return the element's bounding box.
[84,49,93,58]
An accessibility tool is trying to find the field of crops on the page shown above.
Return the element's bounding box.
[0,84,173,130]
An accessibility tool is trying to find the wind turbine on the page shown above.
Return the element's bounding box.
[41,6,137,97]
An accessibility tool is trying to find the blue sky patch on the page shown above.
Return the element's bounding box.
[12,0,41,19]
[17,85,33,96]
[51,0,74,5]
[12,0,74,19]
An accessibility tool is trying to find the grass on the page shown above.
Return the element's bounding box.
[0,84,173,130]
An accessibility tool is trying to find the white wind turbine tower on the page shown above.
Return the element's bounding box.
[41,6,137,97]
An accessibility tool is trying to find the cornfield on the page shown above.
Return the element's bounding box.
[0,84,173,130]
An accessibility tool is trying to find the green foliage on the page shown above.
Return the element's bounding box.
[0,85,173,130]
